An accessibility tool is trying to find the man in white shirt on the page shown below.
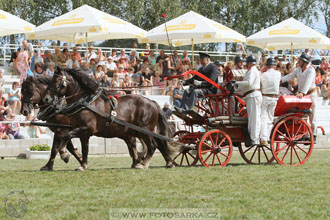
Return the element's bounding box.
[87,46,97,62]
[105,56,117,76]
[66,54,80,70]
[281,54,317,142]
[236,55,262,146]
[260,58,281,145]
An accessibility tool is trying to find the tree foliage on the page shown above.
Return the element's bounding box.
[0,0,322,50]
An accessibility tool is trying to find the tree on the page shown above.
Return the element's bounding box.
[319,0,330,36]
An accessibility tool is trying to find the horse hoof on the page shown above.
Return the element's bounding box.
[166,163,175,168]
[61,153,70,163]
[75,166,85,171]
[134,164,145,169]
[40,166,53,171]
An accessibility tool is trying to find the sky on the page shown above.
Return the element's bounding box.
[312,11,327,34]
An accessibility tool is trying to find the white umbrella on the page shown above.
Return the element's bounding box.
[27,5,146,60]
[247,17,330,52]
[0,9,35,36]
[142,11,245,65]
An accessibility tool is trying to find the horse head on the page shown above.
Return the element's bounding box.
[44,66,72,104]
[21,77,41,116]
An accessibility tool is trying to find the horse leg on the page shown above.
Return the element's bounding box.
[40,133,63,171]
[154,138,175,168]
[123,137,140,169]
[65,140,83,164]
[76,136,90,171]
[141,136,157,170]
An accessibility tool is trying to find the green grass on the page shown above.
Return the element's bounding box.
[1,149,330,220]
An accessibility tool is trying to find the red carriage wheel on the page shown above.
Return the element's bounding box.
[270,116,314,166]
[171,130,199,167]
[198,129,233,167]
[238,143,275,164]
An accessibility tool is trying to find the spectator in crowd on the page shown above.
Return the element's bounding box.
[140,58,152,73]
[173,81,184,108]
[33,49,44,65]
[9,51,18,75]
[141,67,153,87]
[66,54,80,70]
[315,67,323,86]
[148,50,157,65]
[46,62,55,77]
[320,79,330,99]
[7,82,21,114]
[80,61,93,78]
[156,50,165,63]
[95,48,106,66]
[122,73,134,94]
[99,74,111,87]
[181,51,190,62]
[16,47,30,84]
[34,63,46,77]
[118,48,128,61]
[88,46,97,62]
[284,63,293,75]
[162,55,175,78]
[282,54,288,65]
[117,57,129,70]
[178,58,192,74]
[94,65,105,81]
[321,57,329,71]
[214,61,224,83]
[153,59,163,76]
[274,56,279,64]
[44,50,54,66]
[70,47,82,63]
[0,89,11,118]
[117,66,126,80]
[0,123,9,139]
[194,58,202,70]
[0,69,3,87]
[111,49,118,62]
[111,73,122,88]
[127,67,140,85]
[105,56,117,77]
[89,58,97,74]
[6,113,24,139]
[162,102,173,120]
[60,48,69,67]
[54,48,62,66]
[153,71,162,87]
[143,43,150,57]
[22,40,33,64]
[129,49,138,65]
[171,50,180,67]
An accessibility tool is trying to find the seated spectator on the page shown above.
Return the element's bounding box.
[162,55,175,78]
[46,62,55,77]
[88,46,97,62]
[315,67,322,86]
[34,63,46,77]
[89,58,97,74]
[153,71,162,87]
[33,49,44,65]
[94,65,105,81]
[122,73,134,94]
[9,51,18,75]
[148,50,157,65]
[285,62,293,75]
[111,73,122,88]
[80,61,93,78]
[70,47,82,62]
[0,123,9,139]
[178,58,192,73]
[173,81,184,108]
[140,58,152,73]
[128,49,138,68]
[118,48,129,61]
[117,57,128,70]
[111,49,118,62]
[194,58,202,70]
[321,57,329,71]
[281,54,288,65]
[156,50,165,63]
[105,56,117,77]
[96,48,106,66]
[320,79,330,99]
[66,54,80,70]
[143,43,150,57]
[117,66,126,80]
[99,74,111,87]
[127,67,140,85]
[153,59,163,76]
[162,102,173,120]
[7,82,21,114]
[171,50,180,68]
[43,50,54,67]
[60,48,69,67]
[181,50,190,62]
[54,48,62,67]
[141,67,153,87]
[6,113,24,139]
[0,89,11,117]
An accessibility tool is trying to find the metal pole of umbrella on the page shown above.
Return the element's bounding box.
[291,42,293,64]
[86,32,89,64]
[191,38,194,69]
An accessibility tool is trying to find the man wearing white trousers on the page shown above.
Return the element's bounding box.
[281,54,317,142]
[236,55,262,146]
[260,58,281,145]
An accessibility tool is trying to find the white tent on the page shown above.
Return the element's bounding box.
[0,9,35,36]
[27,5,146,44]
[247,17,330,51]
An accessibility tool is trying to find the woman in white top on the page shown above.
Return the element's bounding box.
[94,65,105,80]
[46,62,55,77]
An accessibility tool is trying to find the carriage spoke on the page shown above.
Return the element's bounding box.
[290,146,293,165]
[204,152,213,163]
[208,135,215,146]
[295,145,309,155]
[243,146,254,154]
[179,153,184,166]
[249,146,258,161]
[293,146,302,163]
[275,144,289,154]
[201,149,212,154]
[216,154,222,164]
[294,122,304,138]
[220,152,229,158]
[283,122,291,139]
[275,130,290,141]
[211,153,215,166]
[202,142,213,149]
[281,145,290,161]
[173,152,182,161]
[218,137,226,146]
[261,146,270,162]
[187,152,196,160]
[185,153,190,166]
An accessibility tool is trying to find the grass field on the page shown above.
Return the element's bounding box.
[1,149,330,220]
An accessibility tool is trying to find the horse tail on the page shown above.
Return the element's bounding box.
[153,101,180,159]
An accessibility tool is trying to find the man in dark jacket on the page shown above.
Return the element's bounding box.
[175,52,218,112]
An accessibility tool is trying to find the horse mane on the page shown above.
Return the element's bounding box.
[22,76,51,90]
[66,68,99,93]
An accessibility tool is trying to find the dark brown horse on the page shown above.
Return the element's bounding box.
[44,67,177,170]
[21,77,83,171]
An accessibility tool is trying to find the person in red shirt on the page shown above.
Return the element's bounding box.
[321,57,329,71]
[223,55,244,82]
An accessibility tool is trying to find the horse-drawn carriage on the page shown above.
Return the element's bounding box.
[21,68,323,170]
[167,70,322,167]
